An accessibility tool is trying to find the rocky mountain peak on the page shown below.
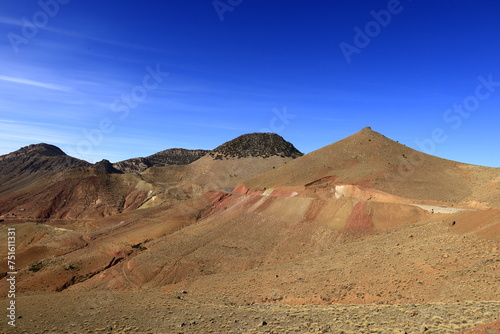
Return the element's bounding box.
[93,159,123,174]
[209,133,303,159]
[0,143,66,162]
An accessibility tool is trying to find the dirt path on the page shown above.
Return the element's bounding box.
[412,204,472,214]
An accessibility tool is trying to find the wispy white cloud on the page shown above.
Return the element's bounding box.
[0,14,164,54]
[0,75,72,92]
[40,26,162,52]
[0,119,81,157]
[0,119,80,130]
[0,16,22,26]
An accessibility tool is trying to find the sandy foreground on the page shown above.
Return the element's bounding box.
[0,291,498,334]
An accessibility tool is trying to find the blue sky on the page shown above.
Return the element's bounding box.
[1,1,499,166]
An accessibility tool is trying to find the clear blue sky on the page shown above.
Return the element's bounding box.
[1,0,499,166]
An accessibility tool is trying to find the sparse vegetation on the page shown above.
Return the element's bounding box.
[131,243,147,251]
[28,261,46,272]
[12,292,500,333]
[210,133,302,159]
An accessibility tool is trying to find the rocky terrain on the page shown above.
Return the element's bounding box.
[147,148,210,166]
[113,148,209,174]
[93,159,123,174]
[9,292,500,333]
[0,129,498,333]
[209,133,303,159]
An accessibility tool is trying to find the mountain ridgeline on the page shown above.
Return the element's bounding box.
[2,129,499,221]
[113,148,210,174]
[0,133,301,212]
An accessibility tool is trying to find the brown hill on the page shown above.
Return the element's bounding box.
[0,143,91,196]
[241,127,500,207]
[0,144,155,220]
[0,167,154,220]
[113,148,209,174]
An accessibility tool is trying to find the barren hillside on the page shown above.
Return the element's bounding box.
[0,129,498,334]
[0,143,91,196]
[242,127,500,207]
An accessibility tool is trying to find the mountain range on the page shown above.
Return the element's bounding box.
[0,128,499,333]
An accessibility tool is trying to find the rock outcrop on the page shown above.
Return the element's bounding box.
[114,149,209,173]
[209,133,302,159]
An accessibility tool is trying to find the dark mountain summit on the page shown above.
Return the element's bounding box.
[0,143,91,195]
[0,143,91,173]
[93,159,123,174]
[0,143,66,160]
[209,133,303,159]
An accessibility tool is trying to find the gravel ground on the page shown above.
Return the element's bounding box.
[1,291,498,334]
